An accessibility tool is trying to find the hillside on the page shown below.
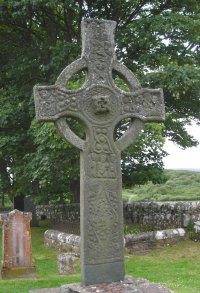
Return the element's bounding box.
[123,170,200,202]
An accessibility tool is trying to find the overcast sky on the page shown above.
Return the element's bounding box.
[163,123,200,170]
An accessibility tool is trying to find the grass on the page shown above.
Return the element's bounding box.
[125,241,200,293]
[1,227,200,292]
[123,170,200,202]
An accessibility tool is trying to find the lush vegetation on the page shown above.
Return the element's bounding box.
[1,170,200,207]
[0,0,199,204]
[123,170,200,202]
[1,227,200,292]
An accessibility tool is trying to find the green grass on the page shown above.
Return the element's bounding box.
[125,241,200,293]
[123,170,200,202]
[1,227,200,292]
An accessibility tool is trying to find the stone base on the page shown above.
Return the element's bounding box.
[82,261,124,285]
[1,265,36,279]
[28,277,175,293]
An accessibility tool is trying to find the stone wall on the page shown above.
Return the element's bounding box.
[36,201,200,230]
[44,228,187,255]
[44,230,80,255]
[124,201,200,229]
[36,203,80,223]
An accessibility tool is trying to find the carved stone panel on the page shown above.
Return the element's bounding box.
[86,186,123,265]
[82,85,120,124]
[121,89,165,121]
[88,153,116,178]
[34,87,82,121]
[82,19,115,84]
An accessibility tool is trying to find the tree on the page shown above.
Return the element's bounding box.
[0,0,199,203]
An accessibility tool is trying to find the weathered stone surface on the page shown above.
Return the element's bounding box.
[194,221,200,232]
[1,209,36,279]
[34,18,165,285]
[45,228,186,256]
[44,230,80,255]
[125,228,187,255]
[124,201,200,229]
[29,277,174,293]
[36,204,80,224]
[155,228,186,240]
[57,253,78,275]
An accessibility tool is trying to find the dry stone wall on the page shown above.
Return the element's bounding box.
[124,201,200,229]
[36,204,80,223]
[36,201,200,230]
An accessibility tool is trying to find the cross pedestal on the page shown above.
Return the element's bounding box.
[34,19,165,285]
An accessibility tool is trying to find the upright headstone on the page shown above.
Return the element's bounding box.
[0,209,36,279]
[24,195,38,227]
[14,195,24,211]
[34,19,165,285]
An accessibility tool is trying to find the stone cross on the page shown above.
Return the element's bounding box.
[0,209,36,279]
[34,19,165,285]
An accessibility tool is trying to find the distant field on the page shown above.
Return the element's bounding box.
[123,170,200,202]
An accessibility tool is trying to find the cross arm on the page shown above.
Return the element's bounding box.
[114,87,165,152]
[34,85,86,151]
[120,88,165,122]
[34,85,83,122]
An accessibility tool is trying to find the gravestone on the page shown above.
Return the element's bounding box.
[24,195,38,227]
[14,194,24,211]
[34,19,165,285]
[57,253,78,275]
[0,209,36,279]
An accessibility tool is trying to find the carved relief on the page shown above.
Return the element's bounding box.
[92,95,110,114]
[93,127,112,154]
[86,187,122,264]
[56,90,78,113]
[87,22,113,83]
[88,153,116,178]
[37,89,57,118]
[122,90,163,118]
[83,85,119,123]
[36,87,79,119]
[87,126,117,178]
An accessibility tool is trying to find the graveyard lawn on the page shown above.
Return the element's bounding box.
[0,228,200,293]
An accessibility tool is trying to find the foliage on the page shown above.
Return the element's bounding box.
[186,218,196,240]
[123,170,200,202]
[121,123,168,186]
[0,0,199,203]
[124,223,151,235]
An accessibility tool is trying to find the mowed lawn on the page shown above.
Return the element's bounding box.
[0,227,200,293]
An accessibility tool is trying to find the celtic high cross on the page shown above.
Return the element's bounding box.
[34,19,165,285]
